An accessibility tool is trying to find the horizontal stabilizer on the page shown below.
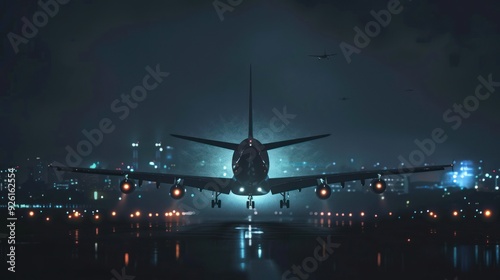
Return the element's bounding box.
[264,134,330,150]
[171,134,239,150]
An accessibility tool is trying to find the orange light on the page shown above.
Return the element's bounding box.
[29,211,34,217]
[376,183,382,189]
[174,189,181,196]
[148,213,152,217]
[95,215,100,220]
[130,214,134,218]
[74,212,80,217]
[112,211,116,216]
[360,212,365,217]
[389,212,393,216]
[123,184,130,190]
[155,213,159,217]
[453,211,458,217]
[68,215,72,219]
[320,189,327,196]
[135,211,140,217]
[484,210,492,217]
[46,217,50,221]
[176,212,180,216]
[433,214,437,218]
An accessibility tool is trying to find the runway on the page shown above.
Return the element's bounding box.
[5,216,500,279]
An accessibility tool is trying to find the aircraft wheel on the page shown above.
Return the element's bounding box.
[211,200,215,208]
[280,200,283,209]
[251,201,255,209]
[286,200,290,208]
[246,201,249,209]
[217,200,221,208]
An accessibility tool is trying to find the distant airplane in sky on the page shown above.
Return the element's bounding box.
[308,50,336,60]
[50,67,452,209]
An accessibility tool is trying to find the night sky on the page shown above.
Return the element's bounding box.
[1,0,499,174]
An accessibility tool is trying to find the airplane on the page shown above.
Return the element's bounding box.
[50,67,453,209]
[308,50,336,60]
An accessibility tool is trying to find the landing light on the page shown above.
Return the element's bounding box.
[239,187,245,192]
[257,187,262,192]
[484,210,492,218]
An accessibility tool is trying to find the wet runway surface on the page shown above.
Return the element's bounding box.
[4,217,500,279]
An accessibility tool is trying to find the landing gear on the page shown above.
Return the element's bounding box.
[246,195,255,209]
[279,192,290,208]
[211,192,221,208]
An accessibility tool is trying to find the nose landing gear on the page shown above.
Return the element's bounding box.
[279,192,290,208]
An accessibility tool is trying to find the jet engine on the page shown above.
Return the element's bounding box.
[370,178,387,194]
[119,179,136,194]
[315,183,331,199]
[170,184,185,199]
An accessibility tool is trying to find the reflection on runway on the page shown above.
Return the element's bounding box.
[11,218,500,279]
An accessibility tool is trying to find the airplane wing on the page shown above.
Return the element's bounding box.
[49,164,234,194]
[268,164,453,194]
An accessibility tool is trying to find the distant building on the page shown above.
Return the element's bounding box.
[442,160,476,189]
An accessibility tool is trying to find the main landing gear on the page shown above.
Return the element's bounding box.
[211,192,221,208]
[246,195,255,209]
[279,192,290,208]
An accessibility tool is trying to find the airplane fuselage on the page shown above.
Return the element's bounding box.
[231,138,270,196]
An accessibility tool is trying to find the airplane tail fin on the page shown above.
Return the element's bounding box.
[171,134,238,150]
[264,134,330,150]
[248,65,253,138]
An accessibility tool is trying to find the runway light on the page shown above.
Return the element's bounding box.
[112,211,116,217]
[135,211,140,217]
[453,211,458,217]
[95,215,100,220]
[360,212,365,217]
[46,217,50,221]
[148,213,152,217]
[320,212,324,216]
[176,212,180,216]
[155,213,159,217]
[130,214,134,218]
[29,211,34,217]
[68,215,72,219]
[165,212,168,217]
